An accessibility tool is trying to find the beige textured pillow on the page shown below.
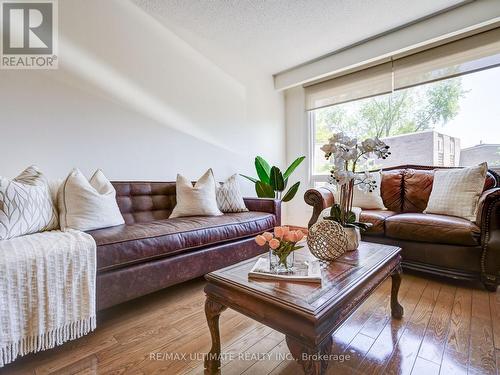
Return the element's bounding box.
[0,166,59,239]
[217,174,248,213]
[424,163,487,221]
[59,169,124,231]
[170,169,223,218]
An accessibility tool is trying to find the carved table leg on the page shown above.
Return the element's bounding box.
[286,335,333,375]
[390,265,404,319]
[204,297,227,374]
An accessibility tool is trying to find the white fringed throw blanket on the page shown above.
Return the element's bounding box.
[0,229,97,367]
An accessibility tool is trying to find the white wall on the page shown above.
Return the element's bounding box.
[285,86,312,227]
[0,0,285,198]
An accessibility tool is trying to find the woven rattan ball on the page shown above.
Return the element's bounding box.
[307,220,348,261]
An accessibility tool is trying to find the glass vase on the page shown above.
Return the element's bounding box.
[269,249,295,274]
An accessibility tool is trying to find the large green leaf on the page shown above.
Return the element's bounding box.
[283,156,305,180]
[255,181,275,198]
[346,210,356,224]
[282,181,300,202]
[329,204,342,221]
[255,156,271,184]
[240,174,258,184]
[269,166,285,192]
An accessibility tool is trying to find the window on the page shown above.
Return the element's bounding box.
[438,136,444,153]
[307,28,500,183]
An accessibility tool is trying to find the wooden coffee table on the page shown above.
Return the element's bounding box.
[203,241,403,375]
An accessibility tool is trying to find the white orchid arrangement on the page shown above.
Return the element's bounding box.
[321,132,391,227]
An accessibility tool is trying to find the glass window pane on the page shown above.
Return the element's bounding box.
[312,65,500,175]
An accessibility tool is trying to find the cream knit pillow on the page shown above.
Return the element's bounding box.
[170,169,223,218]
[59,169,124,231]
[424,163,487,221]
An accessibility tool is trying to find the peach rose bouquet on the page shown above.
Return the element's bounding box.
[255,226,305,273]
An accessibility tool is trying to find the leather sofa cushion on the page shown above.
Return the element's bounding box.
[385,213,480,246]
[360,210,398,235]
[381,170,404,212]
[402,169,434,212]
[89,212,276,272]
[112,182,177,224]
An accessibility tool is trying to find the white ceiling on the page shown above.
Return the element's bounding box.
[132,0,466,75]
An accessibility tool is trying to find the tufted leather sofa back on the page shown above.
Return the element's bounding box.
[111,182,177,224]
[380,165,499,213]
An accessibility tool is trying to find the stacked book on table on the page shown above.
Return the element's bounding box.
[248,257,322,284]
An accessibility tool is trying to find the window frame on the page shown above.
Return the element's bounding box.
[309,111,330,187]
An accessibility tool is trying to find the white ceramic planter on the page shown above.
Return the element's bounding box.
[344,226,361,251]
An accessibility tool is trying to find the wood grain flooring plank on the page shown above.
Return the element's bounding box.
[221,330,284,375]
[383,280,441,375]
[331,277,392,349]
[185,323,276,374]
[358,274,412,339]
[154,314,261,375]
[496,348,500,375]
[115,311,259,375]
[268,357,303,375]
[46,354,98,375]
[468,289,496,375]
[490,291,500,350]
[242,339,289,375]
[355,276,427,375]
[443,287,471,366]
[34,334,117,375]
[439,348,467,375]
[328,333,375,375]
[411,357,440,375]
[417,284,456,364]
[3,274,499,375]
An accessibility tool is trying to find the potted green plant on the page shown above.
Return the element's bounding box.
[241,156,305,202]
[321,132,390,250]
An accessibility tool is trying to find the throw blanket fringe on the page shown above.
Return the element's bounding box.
[0,230,97,367]
[1,316,96,366]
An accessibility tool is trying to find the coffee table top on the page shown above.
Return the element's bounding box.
[205,241,401,317]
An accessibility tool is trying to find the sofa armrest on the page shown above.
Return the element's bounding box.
[304,187,335,228]
[243,198,281,226]
[476,188,500,288]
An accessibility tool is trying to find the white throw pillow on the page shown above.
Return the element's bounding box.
[217,174,248,213]
[352,172,386,210]
[424,163,487,221]
[0,166,59,239]
[47,178,63,205]
[170,169,223,218]
[59,169,124,231]
[329,172,386,210]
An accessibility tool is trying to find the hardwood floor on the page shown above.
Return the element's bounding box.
[1,273,498,375]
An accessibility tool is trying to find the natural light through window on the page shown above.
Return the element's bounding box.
[311,65,500,178]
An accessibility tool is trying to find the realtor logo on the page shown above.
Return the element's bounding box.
[1,0,58,69]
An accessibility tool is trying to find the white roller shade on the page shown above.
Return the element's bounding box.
[394,28,500,90]
[304,62,393,111]
[305,27,500,112]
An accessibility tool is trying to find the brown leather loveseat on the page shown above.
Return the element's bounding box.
[304,165,500,291]
[87,181,280,310]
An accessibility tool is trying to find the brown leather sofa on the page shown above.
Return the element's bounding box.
[87,181,280,310]
[304,165,500,292]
